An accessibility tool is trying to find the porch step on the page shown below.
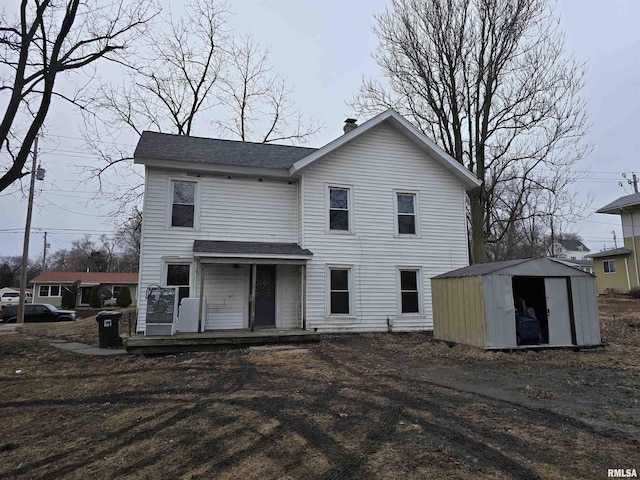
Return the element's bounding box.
[126,328,320,355]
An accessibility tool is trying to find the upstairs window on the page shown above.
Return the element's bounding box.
[329,187,350,231]
[171,181,196,227]
[396,192,416,235]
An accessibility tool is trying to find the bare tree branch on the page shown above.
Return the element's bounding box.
[351,0,590,262]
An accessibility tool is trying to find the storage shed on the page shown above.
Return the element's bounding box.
[432,257,601,349]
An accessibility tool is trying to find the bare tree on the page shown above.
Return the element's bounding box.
[0,0,157,193]
[82,1,320,208]
[216,35,321,144]
[352,0,590,262]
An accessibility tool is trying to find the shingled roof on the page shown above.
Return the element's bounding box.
[134,131,317,169]
[597,192,640,214]
[557,238,590,252]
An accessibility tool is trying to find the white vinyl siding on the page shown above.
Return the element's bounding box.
[137,171,298,331]
[301,123,469,333]
[203,264,248,330]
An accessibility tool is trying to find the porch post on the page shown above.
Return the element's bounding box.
[198,260,205,333]
[249,263,257,332]
[301,264,306,330]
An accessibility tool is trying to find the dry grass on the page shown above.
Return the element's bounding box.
[17,307,137,346]
[0,298,638,479]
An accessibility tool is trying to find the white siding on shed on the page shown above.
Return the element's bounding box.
[301,123,469,332]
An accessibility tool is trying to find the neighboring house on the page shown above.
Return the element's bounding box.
[553,238,591,260]
[31,272,138,308]
[587,193,640,294]
[134,109,481,335]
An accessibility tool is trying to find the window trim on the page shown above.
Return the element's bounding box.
[168,178,199,229]
[397,267,424,316]
[393,190,420,237]
[325,184,354,234]
[603,259,616,274]
[163,260,194,303]
[38,284,61,297]
[325,264,355,318]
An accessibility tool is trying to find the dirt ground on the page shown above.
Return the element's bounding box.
[0,298,638,479]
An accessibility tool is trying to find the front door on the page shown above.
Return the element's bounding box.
[544,277,574,345]
[254,265,276,327]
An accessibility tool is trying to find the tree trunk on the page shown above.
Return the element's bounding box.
[468,186,486,264]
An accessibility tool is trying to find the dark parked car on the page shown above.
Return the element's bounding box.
[0,304,76,323]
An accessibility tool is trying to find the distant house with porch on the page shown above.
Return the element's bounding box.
[133,109,481,335]
[587,193,640,294]
[30,272,138,308]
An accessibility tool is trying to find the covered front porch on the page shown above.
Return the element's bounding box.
[170,240,313,334]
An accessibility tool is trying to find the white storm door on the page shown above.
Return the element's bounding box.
[544,277,573,345]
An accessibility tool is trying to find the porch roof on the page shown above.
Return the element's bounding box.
[193,240,313,263]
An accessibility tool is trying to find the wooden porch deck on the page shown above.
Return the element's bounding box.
[126,328,320,355]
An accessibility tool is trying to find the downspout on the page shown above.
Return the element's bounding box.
[624,257,631,291]
[623,208,640,288]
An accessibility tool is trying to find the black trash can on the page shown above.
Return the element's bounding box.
[96,311,123,348]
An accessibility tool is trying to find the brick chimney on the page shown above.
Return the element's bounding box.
[343,118,358,134]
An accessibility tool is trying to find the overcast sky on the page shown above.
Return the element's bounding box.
[1,0,639,261]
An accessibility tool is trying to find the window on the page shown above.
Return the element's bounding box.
[171,180,196,227]
[399,269,421,314]
[112,285,121,297]
[396,192,416,235]
[166,264,191,303]
[39,285,61,297]
[603,259,616,274]
[329,268,350,315]
[329,187,350,231]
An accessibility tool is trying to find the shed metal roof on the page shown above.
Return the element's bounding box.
[433,258,531,278]
[134,131,317,169]
[433,257,592,279]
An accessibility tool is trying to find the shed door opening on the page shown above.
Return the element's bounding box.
[512,277,548,344]
[512,276,576,346]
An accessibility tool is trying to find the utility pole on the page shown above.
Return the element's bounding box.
[42,231,49,271]
[621,173,638,193]
[17,136,38,323]
[612,230,618,249]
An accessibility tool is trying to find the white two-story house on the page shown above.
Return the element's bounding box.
[134,109,480,335]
